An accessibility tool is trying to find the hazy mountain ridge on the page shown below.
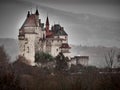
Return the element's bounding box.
[0,38,18,62]
[70,44,120,67]
[0,38,119,67]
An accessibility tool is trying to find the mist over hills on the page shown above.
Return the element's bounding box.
[70,44,120,67]
[0,38,18,62]
[0,38,119,67]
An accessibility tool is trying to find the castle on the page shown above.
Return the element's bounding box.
[18,9,71,65]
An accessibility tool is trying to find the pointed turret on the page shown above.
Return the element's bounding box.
[45,15,53,37]
[46,16,49,33]
[46,16,49,26]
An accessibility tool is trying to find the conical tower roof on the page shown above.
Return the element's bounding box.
[46,16,49,25]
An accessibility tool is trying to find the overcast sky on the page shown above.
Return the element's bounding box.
[0,0,120,47]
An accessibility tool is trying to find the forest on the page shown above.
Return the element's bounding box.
[0,46,120,90]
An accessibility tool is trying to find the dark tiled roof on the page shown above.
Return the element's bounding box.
[51,24,68,36]
[46,16,49,25]
[53,24,61,30]
[55,29,68,36]
[60,43,71,49]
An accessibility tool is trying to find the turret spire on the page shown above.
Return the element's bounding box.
[46,15,50,33]
[46,16,49,25]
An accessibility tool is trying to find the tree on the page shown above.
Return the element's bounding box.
[117,52,120,67]
[35,51,54,64]
[55,52,68,71]
[104,48,118,70]
[117,54,120,62]
[0,45,10,74]
[0,46,22,90]
[0,45,9,63]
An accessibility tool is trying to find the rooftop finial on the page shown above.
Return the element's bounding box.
[27,11,30,17]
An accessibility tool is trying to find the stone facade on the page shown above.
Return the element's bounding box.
[18,9,71,65]
[75,56,89,66]
[68,56,89,68]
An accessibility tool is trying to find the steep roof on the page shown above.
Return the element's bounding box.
[55,29,68,36]
[51,24,68,36]
[46,16,49,25]
[21,14,38,28]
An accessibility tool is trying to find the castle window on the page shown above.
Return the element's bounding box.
[56,49,58,51]
[27,47,29,53]
[23,45,25,51]
[65,36,67,39]
[25,42,27,44]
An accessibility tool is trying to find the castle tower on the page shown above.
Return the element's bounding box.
[18,10,43,65]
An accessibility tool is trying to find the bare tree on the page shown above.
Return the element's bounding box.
[117,55,120,62]
[0,45,9,63]
[104,49,116,69]
[117,51,120,67]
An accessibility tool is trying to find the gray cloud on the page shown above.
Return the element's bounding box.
[1,0,120,5]
[23,0,120,4]
[0,0,120,48]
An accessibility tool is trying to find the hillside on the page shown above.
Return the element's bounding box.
[70,44,120,67]
[0,38,119,67]
[0,38,18,62]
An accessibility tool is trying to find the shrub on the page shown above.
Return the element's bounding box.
[35,51,54,64]
[55,52,68,71]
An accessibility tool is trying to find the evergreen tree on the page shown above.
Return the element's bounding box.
[35,51,54,64]
[55,52,68,71]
